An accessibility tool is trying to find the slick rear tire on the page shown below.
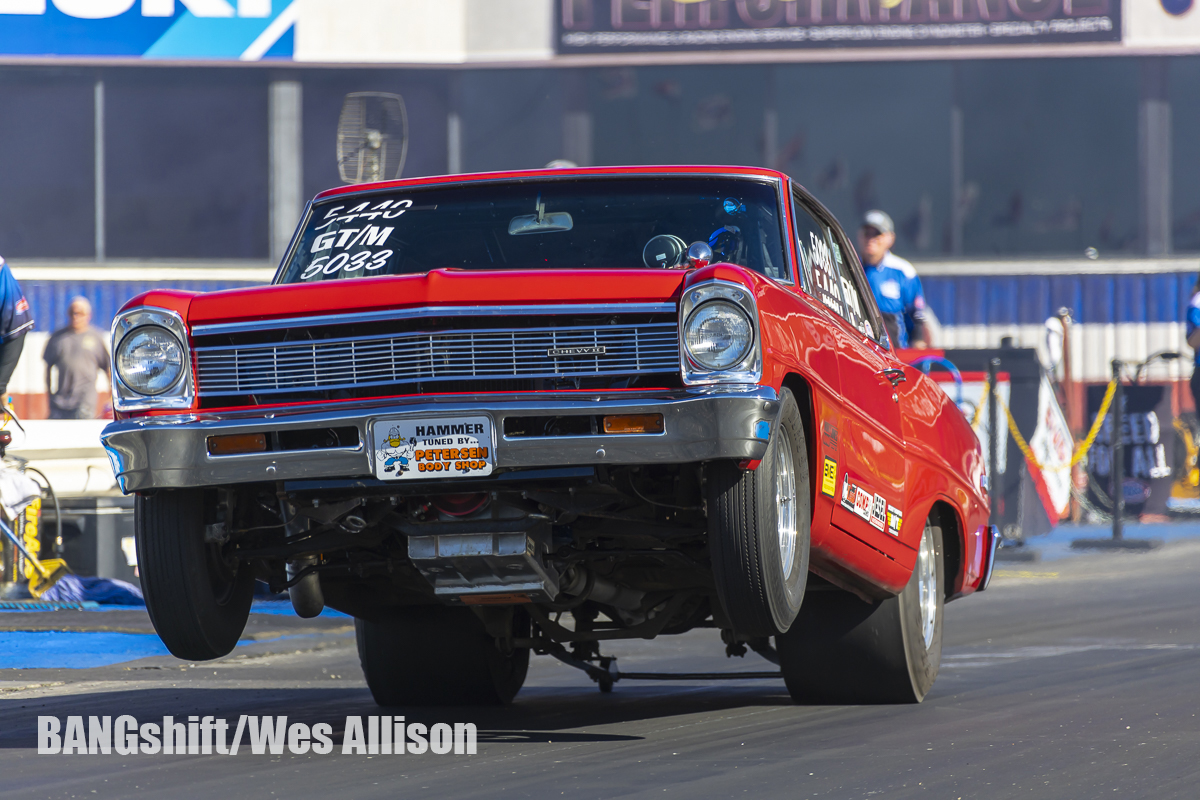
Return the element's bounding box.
[707,387,811,637]
[356,605,529,707]
[136,489,254,661]
[776,518,945,704]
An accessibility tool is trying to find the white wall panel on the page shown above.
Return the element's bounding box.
[295,0,552,63]
[937,322,1190,383]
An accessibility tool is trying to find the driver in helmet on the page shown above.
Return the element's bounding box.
[707,225,745,265]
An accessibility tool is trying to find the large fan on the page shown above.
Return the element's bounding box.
[337,92,409,184]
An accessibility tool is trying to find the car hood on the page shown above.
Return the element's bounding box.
[184,268,693,329]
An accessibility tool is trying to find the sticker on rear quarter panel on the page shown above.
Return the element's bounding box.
[821,457,837,496]
[869,494,887,531]
[821,421,838,450]
[840,477,870,518]
[841,476,887,531]
[887,505,903,537]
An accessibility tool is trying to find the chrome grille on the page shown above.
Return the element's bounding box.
[193,322,680,397]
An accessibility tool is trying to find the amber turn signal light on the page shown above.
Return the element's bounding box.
[602,414,664,435]
[207,433,268,456]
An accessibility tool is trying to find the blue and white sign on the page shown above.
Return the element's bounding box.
[0,0,295,60]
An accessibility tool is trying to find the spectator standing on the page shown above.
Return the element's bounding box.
[44,297,109,420]
[857,210,930,349]
[0,256,34,403]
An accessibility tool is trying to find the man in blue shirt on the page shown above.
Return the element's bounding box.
[857,210,929,349]
[1187,277,1200,414]
[0,256,32,402]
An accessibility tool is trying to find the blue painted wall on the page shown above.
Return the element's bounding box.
[922,272,1197,326]
[23,280,262,335]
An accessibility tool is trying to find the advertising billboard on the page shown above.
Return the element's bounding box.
[1126,0,1200,47]
[557,0,1121,54]
[0,0,295,60]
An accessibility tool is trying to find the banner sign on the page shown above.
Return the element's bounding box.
[0,0,295,60]
[1085,385,1175,519]
[557,0,1121,54]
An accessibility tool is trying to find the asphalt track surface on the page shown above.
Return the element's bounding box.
[1,537,1198,799]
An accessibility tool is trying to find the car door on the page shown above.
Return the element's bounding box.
[792,195,910,560]
[787,190,846,551]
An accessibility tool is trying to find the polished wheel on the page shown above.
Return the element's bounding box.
[916,521,938,649]
[707,387,810,637]
[776,427,798,581]
[776,514,946,704]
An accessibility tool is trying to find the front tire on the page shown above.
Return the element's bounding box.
[776,517,945,704]
[707,387,811,637]
[356,605,529,706]
[136,490,254,661]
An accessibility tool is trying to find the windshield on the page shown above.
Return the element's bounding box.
[278,177,789,284]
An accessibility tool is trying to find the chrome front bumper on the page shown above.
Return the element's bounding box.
[101,386,781,493]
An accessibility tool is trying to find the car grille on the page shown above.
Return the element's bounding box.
[193,322,680,397]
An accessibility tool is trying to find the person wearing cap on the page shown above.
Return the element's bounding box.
[857,209,929,349]
[0,255,33,403]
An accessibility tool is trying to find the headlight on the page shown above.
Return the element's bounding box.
[684,300,753,371]
[116,326,185,395]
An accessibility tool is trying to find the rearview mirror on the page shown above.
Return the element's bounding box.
[508,212,573,235]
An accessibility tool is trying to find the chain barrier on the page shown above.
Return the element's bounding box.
[970,387,987,430]
[970,377,1119,474]
[1069,379,1119,468]
[1072,484,1112,520]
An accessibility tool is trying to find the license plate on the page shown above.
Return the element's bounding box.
[371,415,495,480]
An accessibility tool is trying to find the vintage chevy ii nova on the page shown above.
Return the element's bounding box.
[102,166,996,706]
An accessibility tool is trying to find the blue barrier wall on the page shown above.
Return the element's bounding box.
[922,271,1197,326]
[21,280,262,335]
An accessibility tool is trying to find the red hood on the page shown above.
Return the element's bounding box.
[182,269,694,328]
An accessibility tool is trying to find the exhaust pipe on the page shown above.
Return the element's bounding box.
[560,565,644,613]
[287,555,324,618]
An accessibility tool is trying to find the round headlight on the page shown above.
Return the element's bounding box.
[684,300,753,371]
[116,326,185,396]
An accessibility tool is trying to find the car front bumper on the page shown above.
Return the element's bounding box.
[101,386,781,493]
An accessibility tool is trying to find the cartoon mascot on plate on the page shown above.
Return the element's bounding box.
[380,426,411,475]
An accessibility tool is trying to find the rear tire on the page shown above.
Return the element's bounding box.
[136,490,254,661]
[776,518,944,704]
[356,605,529,706]
[707,387,811,637]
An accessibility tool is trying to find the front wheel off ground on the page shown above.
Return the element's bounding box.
[135,489,254,661]
[707,387,811,637]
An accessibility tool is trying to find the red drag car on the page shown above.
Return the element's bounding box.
[102,166,996,705]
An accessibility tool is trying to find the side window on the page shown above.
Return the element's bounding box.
[830,227,884,343]
[792,196,844,317]
[827,228,877,340]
